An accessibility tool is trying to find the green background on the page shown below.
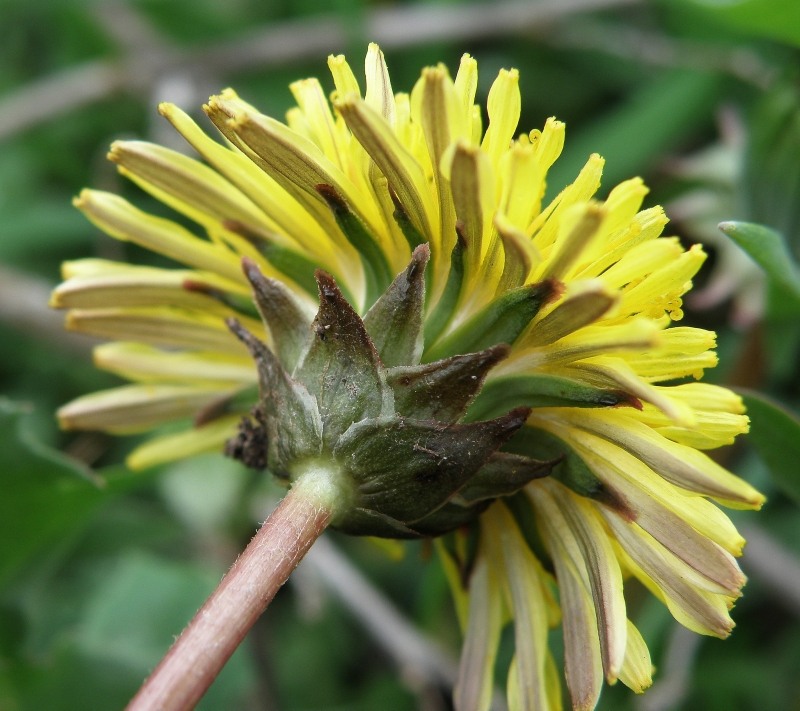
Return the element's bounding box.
[2,0,800,708]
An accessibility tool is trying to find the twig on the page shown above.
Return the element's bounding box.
[738,521,800,617]
[127,470,338,711]
[637,521,800,711]
[635,623,703,711]
[302,536,459,690]
[0,0,640,141]
[0,265,97,357]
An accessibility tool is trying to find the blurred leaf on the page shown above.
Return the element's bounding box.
[718,221,800,312]
[549,70,722,196]
[0,199,87,260]
[0,398,142,586]
[744,85,800,250]
[3,550,254,711]
[740,390,800,505]
[678,0,800,47]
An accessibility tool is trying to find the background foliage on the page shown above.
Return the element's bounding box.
[2,0,800,709]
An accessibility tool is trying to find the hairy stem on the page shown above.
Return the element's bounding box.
[127,467,340,711]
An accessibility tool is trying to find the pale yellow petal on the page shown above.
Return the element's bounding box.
[94,342,256,385]
[485,504,554,711]
[66,307,254,355]
[453,553,503,711]
[127,415,242,470]
[58,384,236,434]
[618,621,653,693]
[74,190,245,284]
[606,515,736,638]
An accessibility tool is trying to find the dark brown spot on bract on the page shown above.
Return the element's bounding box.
[225,406,269,471]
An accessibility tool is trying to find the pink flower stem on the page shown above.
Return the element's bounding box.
[126,470,339,710]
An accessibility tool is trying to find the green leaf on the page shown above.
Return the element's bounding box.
[0,399,140,587]
[547,70,722,197]
[718,221,800,311]
[744,85,800,249]
[740,390,800,505]
[677,0,800,47]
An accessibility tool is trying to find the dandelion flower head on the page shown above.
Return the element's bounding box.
[54,45,764,710]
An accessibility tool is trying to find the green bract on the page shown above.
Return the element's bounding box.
[227,245,553,537]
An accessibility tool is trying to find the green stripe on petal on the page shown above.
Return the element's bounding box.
[316,184,394,307]
[423,237,466,347]
[109,140,272,239]
[466,372,636,422]
[53,270,245,313]
[523,281,617,347]
[424,279,561,363]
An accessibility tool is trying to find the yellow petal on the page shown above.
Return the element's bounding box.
[481,68,520,174]
[590,407,762,509]
[109,140,271,241]
[365,43,396,125]
[94,342,256,385]
[606,515,736,638]
[328,53,361,98]
[74,190,245,285]
[52,266,248,311]
[127,415,242,470]
[58,384,237,433]
[485,504,554,711]
[533,481,628,683]
[529,153,604,255]
[453,553,503,711]
[336,96,435,243]
[617,621,653,693]
[290,77,347,170]
[160,102,340,268]
[453,54,479,137]
[66,306,254,355]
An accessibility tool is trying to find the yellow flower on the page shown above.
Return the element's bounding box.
[53,44,763,710]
